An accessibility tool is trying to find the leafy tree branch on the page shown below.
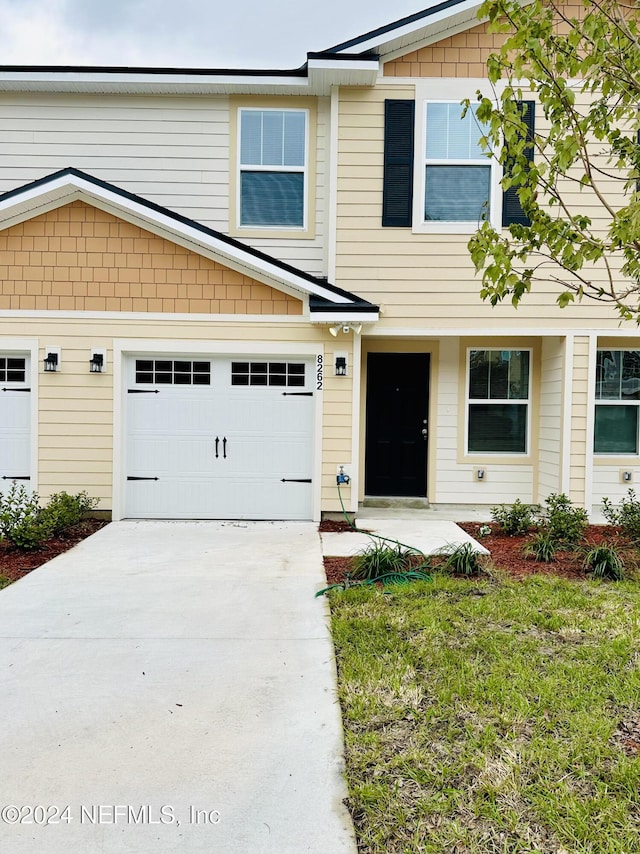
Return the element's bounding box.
[469,0,640,319]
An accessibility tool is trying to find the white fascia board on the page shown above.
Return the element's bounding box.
[307,60,379,93]
[0,173,353,306]
[310,312,379,322]
[307,58,379,73]
[0,71,310,95]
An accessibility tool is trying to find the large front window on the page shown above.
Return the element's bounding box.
[467,349,530,453]
[239,108,307,228]
[594,350,640,454]
[424,102,491,223]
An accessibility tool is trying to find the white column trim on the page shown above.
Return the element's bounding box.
[327,84,340,284]
[561,334,574,496]
[313,348,324,523]
[585,333,597,516]
[112,341,124,521]
[350,331,362,514]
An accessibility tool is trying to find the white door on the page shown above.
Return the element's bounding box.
[0,355,31,495]
[124,356,315,519]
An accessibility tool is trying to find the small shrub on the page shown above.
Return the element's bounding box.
[583,544,624,581]
[523,531,558,563]
[542,493,588,547]
[491,499,539,536]
[0,483,52,549]
[442,542,483,576]
[42,491,98,536]
[351,541,418,581]
[602,489,640,543]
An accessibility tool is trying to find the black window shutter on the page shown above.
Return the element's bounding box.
[382,99,415,227]
[502,100,535,227]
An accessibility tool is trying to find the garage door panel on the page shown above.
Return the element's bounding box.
[0,364,31,490]
[222,439,307,476]
[212,477,312,521]
[127,437,171,474]
[125,356,314,520]
[128,394,217,433]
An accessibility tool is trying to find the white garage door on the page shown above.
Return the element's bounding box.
[124,356,315,520]
[0,355,31,495]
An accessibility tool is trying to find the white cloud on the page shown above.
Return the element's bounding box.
[0,0,425,68]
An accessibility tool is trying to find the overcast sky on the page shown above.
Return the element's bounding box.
[0,0,425,68]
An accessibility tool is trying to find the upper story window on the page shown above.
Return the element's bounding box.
[594,350,640,454]
[383,86,535,232]
[424,102,491,224]
[239,108,307,229]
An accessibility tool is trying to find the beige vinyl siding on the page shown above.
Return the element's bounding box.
[321,357,354,511]
[0,92,328,276]
[0,317,350,513]
[592,467,636,506]
[568,336,591,505]
[335,86,638,332]
[538,337,565,499]
[0,94,228,225]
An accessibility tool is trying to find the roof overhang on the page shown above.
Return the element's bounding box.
[0,169,379,320]
[0,54,379,97]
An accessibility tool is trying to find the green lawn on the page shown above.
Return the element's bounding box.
[329,575,640,853]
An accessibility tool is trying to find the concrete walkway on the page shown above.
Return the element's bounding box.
[0,521,356,854]
[321,516,489,557]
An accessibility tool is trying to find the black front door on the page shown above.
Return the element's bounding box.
[365,353,429,497]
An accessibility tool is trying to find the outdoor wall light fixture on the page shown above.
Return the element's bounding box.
[335,354,347,376]
[89,349,106,373]
[329,323,363,337]
[43,348,60,372]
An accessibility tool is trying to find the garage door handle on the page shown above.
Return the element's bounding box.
[215,437,219,458]
[223,437,227,459]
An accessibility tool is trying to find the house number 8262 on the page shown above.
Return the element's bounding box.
[316,354,323,390]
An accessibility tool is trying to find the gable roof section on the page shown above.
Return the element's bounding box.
[0,169,378,321]
[322,0,530,62]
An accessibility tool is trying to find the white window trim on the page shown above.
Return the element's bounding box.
[236,106,309,232]
[465,347,532,456]
[413,80,502,234]
[594,348,640,456]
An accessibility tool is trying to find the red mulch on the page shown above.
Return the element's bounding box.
[318,519,370,533]
[0,520,108,584]
[323,523,633,585]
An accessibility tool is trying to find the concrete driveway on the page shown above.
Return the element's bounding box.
[0,521,356,854]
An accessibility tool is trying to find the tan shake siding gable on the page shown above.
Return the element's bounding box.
[0,201,302,315]
[383,21,502,78]
[383,3,591,78]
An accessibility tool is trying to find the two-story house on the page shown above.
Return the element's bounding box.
[0,1,634,520]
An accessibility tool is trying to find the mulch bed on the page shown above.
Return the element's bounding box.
[0,520,108,584]
[322,523,634,585]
